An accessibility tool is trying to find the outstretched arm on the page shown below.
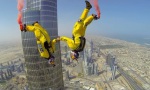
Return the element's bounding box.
[25,25,35,32]
[60,36,80,50]
[83,15,94,27]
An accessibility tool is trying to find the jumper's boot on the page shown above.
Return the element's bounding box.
[85,0,92,10]
[92,14,99,20]
[50,61,56,67]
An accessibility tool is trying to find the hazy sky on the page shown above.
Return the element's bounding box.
[0,0,150,42]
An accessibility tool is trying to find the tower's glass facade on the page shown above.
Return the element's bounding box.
[22,0,64,90]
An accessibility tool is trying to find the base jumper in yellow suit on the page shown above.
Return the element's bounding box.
[20,22,57,67]
[57,1,99,61]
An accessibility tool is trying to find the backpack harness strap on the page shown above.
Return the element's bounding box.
[72,36,86,52]
[44,41,53,59]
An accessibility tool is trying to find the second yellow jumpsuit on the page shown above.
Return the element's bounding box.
[60,8,95,51]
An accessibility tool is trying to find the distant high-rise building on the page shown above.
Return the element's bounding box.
[66,58,71,65]
[64,46,68,58]
[7,69,10,76]
[83,48,98,76]
[88,49,92,61]
[22,0,64,90]
[97,47,100,57]
[92,63,95,74]
[94,63,98,75]
[106,54,115,70]
[90,40,93,53]
[0,70,4,80]
[111,65,117,80]
[64,46,68,53]
[65,71,70,81]
[4,73,7,79]
[87,66,92,75]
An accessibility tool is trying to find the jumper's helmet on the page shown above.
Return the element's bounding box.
[70,51,79,60]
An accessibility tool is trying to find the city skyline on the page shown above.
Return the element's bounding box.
[0,0,150,42]
[0,0,150,89]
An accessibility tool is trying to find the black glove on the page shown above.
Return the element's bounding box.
[23,24,27,32]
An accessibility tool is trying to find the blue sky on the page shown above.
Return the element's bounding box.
[0,0,150,42]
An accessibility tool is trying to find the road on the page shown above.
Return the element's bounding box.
[117,65,145,90]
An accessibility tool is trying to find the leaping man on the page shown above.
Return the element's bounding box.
[20,22,58,67]
[57,0,100,61]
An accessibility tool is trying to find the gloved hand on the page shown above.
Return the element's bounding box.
[92,14,99,20]
[20,24,26,32]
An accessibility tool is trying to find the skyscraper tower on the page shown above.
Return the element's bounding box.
[22,0,64,90]
[90,40,93,53]
[106,54,115,70]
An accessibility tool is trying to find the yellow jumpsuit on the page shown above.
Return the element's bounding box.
[60,8,94,50]
[25,23,57,59]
